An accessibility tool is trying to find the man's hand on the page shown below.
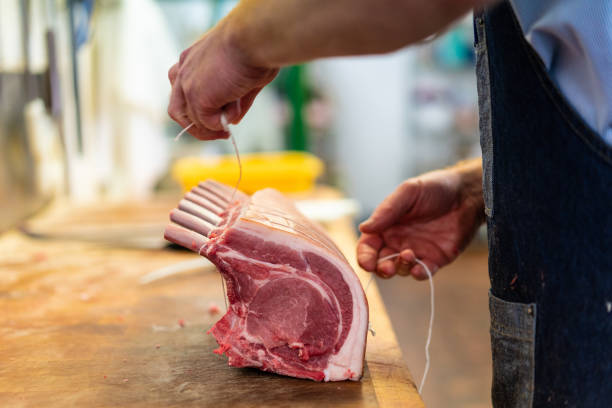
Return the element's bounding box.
[167,21,278,140]
[357,159,485,280]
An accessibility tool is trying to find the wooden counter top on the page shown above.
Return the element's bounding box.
[0,197,423,407]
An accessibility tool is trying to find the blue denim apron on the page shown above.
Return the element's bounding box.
[474,2,612,406]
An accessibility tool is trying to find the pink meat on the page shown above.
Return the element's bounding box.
[165,185,368,381]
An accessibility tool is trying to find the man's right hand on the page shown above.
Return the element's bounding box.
[167,20,278,140]
[357,159,485,280]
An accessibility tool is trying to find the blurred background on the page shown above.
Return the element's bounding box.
[0,0,490,406]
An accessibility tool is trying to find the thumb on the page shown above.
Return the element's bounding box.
[359,180,421,233]
[222,99,244,125]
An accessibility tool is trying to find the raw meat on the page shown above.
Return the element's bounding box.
[164,180,368,381]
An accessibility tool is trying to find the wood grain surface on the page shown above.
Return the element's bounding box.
[0,198,423,407]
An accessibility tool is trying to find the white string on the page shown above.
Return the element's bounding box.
[221,276,228,310]
[220,112,242,203]
[415,258,434,394]
[217,106,241,310]
[363,274,377,336]
[377,253,402,263]
[174,122,194,141]
[364,273,375,292]
[197,241,229,311]
[375,252,434,395]
[173,104,243,313]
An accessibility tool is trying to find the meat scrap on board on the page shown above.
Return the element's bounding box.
[164,180,368,381]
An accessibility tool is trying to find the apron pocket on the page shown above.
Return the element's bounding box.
[489,291,536,408]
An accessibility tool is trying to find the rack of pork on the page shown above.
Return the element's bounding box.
[164,180,368,381]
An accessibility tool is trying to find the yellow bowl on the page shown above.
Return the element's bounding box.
[172,151,324,194]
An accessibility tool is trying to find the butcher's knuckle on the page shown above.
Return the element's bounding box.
[400,179,416,193]
[183,86,198,103]
[193,104,211,122]
[167,105,178,120]
[168,65,177,82]
[377,204,393,217]
[413,178,425,191]
[179,48,190,64]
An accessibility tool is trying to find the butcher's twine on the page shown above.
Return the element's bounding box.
[174,122,194,141]
[175,104,243,313]
[219,104,243,310]
[374,253,434,395]
[219,110,243,203]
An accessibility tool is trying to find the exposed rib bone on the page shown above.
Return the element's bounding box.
[163,223,208,253]
[193,186,228,209]
[185,192,224,215]
[179,199,222,225]
[201,179,233,192]
[199,180,232,201]
[170,209,215,237]
[200,179,248,203]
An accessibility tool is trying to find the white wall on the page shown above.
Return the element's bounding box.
[313,49,416,217]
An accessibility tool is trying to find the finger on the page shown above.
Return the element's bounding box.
[169,88,228,140]
[184,91,225,132]
[188,126,230,141]
[183,100,231,140]
[221,98,245,126]
[396,249,417,276]
[181,92,230,141]
[356,233,383,272]
[181,83,211,130]
[376,247,398,279]
[168,63,179,85]
[359,180,419,234]
[411,259,438,281]
[179,47,191,65]
[168,83,191,129]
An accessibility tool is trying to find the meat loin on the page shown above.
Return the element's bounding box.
[164,180,368,381]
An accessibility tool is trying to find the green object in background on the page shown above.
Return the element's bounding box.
[285,65,309,151]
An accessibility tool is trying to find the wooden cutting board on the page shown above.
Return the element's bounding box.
[0,200,423,407]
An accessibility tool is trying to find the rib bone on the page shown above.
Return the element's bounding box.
[164,224,208,253]
[185,192,224,215]
[193,187,228,209]
[199,179,248,203]
[170,209,215,237]
[179,199,222,225]
[199,180,232,201]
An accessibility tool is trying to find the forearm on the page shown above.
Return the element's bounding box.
[453,158,485,224]
[221,0,491,68]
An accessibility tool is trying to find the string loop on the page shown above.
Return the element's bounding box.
[374,252,434,394]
